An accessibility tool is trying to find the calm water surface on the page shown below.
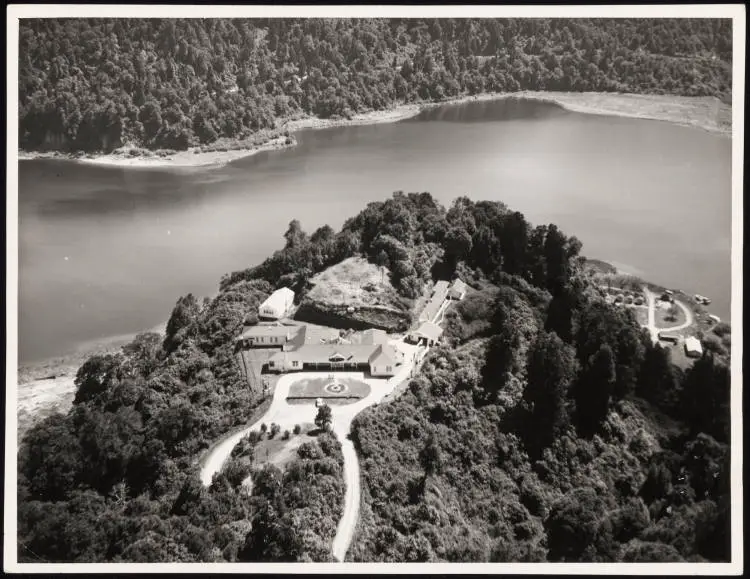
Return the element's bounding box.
[18,98,732,363]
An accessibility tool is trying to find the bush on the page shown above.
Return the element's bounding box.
[293,424,301,435]
[282,430,290,440]
[270,423,280,438]
[260,423,267,434]
[712,322,731,338]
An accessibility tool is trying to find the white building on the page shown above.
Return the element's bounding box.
[684,336,703,358]
[407,320,444,346]
[448,278,468,300]
[258,287,295,320]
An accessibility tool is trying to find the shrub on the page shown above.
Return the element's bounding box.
[270,423,280,438]
[293,424,301,435]
[282,430,290,440]
[260,423,267,434]
[712,322,731,338]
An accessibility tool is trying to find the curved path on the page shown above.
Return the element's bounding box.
[642,286,695,344]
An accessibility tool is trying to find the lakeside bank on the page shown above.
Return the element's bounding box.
[17,91,731,169]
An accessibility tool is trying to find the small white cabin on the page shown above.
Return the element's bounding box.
[684,336,703,358]
[259,287,295,320]
[448,278,468,300]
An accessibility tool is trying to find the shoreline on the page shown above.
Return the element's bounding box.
[16,321,167,439]
[17,91,731,169]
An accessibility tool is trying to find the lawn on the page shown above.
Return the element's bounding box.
[237,348,280,394]
[286,376,371,405]
[252,424,318,469]
[654,300,687,329]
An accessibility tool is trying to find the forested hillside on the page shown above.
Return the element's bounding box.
[19,18,732,152]
[17,192,731,563]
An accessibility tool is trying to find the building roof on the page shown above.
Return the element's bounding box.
[449,278,468,294]
[411,320,444,342]
[684,336,703,353]
[359,328,388,345]
[269,340,404,368]
[235,324,296,341]
[289,325,340,349]
[420,280,450,322]
[368,344,404,367]
[259,287,295,312]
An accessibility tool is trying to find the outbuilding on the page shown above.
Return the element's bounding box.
[407,320,444,346]
[684,336,703,358]
[448,278,468,300]
[258,287,295,320]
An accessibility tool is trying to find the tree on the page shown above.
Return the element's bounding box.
[74,353,124,405]
[283,219,308,250]
[637,341,680,413]
[419,431,442,477]
[546,487,608,561]
[543,224,569,292]
[315,403,332,432]
[575,344,616,435]
[680,354,730,442]
[163,294,201,354]
[524,331,577,453]
[375,249,389,283]
[545,285,576,343]
[444,226,473,267]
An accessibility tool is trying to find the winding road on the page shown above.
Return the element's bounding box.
[198,338,424,561]
[199,291,451,561]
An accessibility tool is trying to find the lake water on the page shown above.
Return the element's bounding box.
[17,98,732,364]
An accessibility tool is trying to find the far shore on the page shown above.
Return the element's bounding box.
[17,91,731,170]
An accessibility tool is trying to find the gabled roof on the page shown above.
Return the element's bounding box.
[359,328,388,345]
[236,324,295,341]
[368,344,403,367]
[289,325,339,349]
[450,278,468,293]
[684,336,703,352]
[412,320,443,342]
[259,287,295,310]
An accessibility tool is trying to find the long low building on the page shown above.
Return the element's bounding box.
[268,341,404,377]
[419,280,450,323]
[235,323,339,350]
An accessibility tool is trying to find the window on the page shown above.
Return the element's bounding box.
[292,361,299,368]
[386,366,392,373]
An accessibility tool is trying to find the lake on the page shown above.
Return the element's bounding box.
[17,97,732,364]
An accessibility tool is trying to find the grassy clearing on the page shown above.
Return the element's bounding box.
[252,425,318,469]
[287,376,372,400]
[304,257,411,313]
[655,300,688,328]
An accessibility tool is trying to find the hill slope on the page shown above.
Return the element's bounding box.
[19,18,732,153]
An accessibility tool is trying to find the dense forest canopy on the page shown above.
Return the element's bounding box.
[18,17,732,152]
[17,192,731,563]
